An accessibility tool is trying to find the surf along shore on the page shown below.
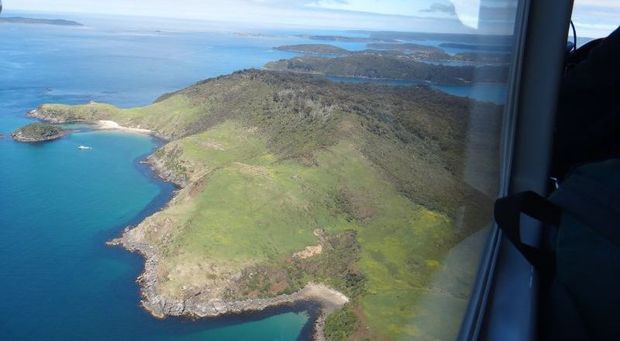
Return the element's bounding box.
[26,107,350,340]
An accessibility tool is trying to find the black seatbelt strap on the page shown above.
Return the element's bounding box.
[494,191,562,272]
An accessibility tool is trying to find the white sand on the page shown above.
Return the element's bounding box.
[97,120,152,134]
[301,283,350,310]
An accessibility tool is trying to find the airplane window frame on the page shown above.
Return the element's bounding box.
[458,0,576,339]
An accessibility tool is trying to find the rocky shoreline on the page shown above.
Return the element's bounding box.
[107,207,348,341]
[28,108,350,340]
[11,122,65,143]
[27,108,67,123]
[11,131,65,143]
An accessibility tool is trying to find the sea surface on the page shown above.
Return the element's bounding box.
[0,11,507,340]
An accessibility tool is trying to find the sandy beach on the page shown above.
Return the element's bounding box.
[97,120,152,134]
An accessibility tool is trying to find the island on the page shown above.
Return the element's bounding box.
[11,123,65,143]
[28,69,501,340]
[0,17,83,26]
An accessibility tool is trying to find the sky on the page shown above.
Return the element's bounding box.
[3,0,620,36]
[572,0,620,38]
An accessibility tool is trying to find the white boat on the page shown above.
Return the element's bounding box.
[78,145,92,150]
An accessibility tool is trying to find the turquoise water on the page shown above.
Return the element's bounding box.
[0,130,309,340]
[0,14,312,340]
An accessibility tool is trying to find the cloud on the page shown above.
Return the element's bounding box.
[572,1,620,38]
[248,0,348,8]
[420,3,455,15]
[576,0,620,6]
[6,0,519,34]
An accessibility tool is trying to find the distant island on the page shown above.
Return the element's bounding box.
[22,67,501,340]
[12,123,65,142]
[0,17,83,26]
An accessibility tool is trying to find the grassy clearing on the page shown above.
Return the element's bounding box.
[142,122,473,339]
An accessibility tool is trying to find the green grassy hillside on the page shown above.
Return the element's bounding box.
[35,70,501,340]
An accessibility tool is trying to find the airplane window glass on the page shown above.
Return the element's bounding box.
[572,0,620,45]
[0,1,519,340]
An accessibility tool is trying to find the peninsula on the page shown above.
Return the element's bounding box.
[12,123,65,143]
[24,69,501,340]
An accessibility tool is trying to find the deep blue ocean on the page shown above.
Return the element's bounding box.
[0,11,506,340]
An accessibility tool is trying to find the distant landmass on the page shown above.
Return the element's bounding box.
[439,42,513,53]
[367,42,452,60]
[266,50,510,85]
[277,43,511,68]
[298,34,396,43]
[367,43,510,63]
[0,17,83,26]
[351,30,514,46]
[368,42,445,54]
[302,32,514,49]
[276,44,350,56]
